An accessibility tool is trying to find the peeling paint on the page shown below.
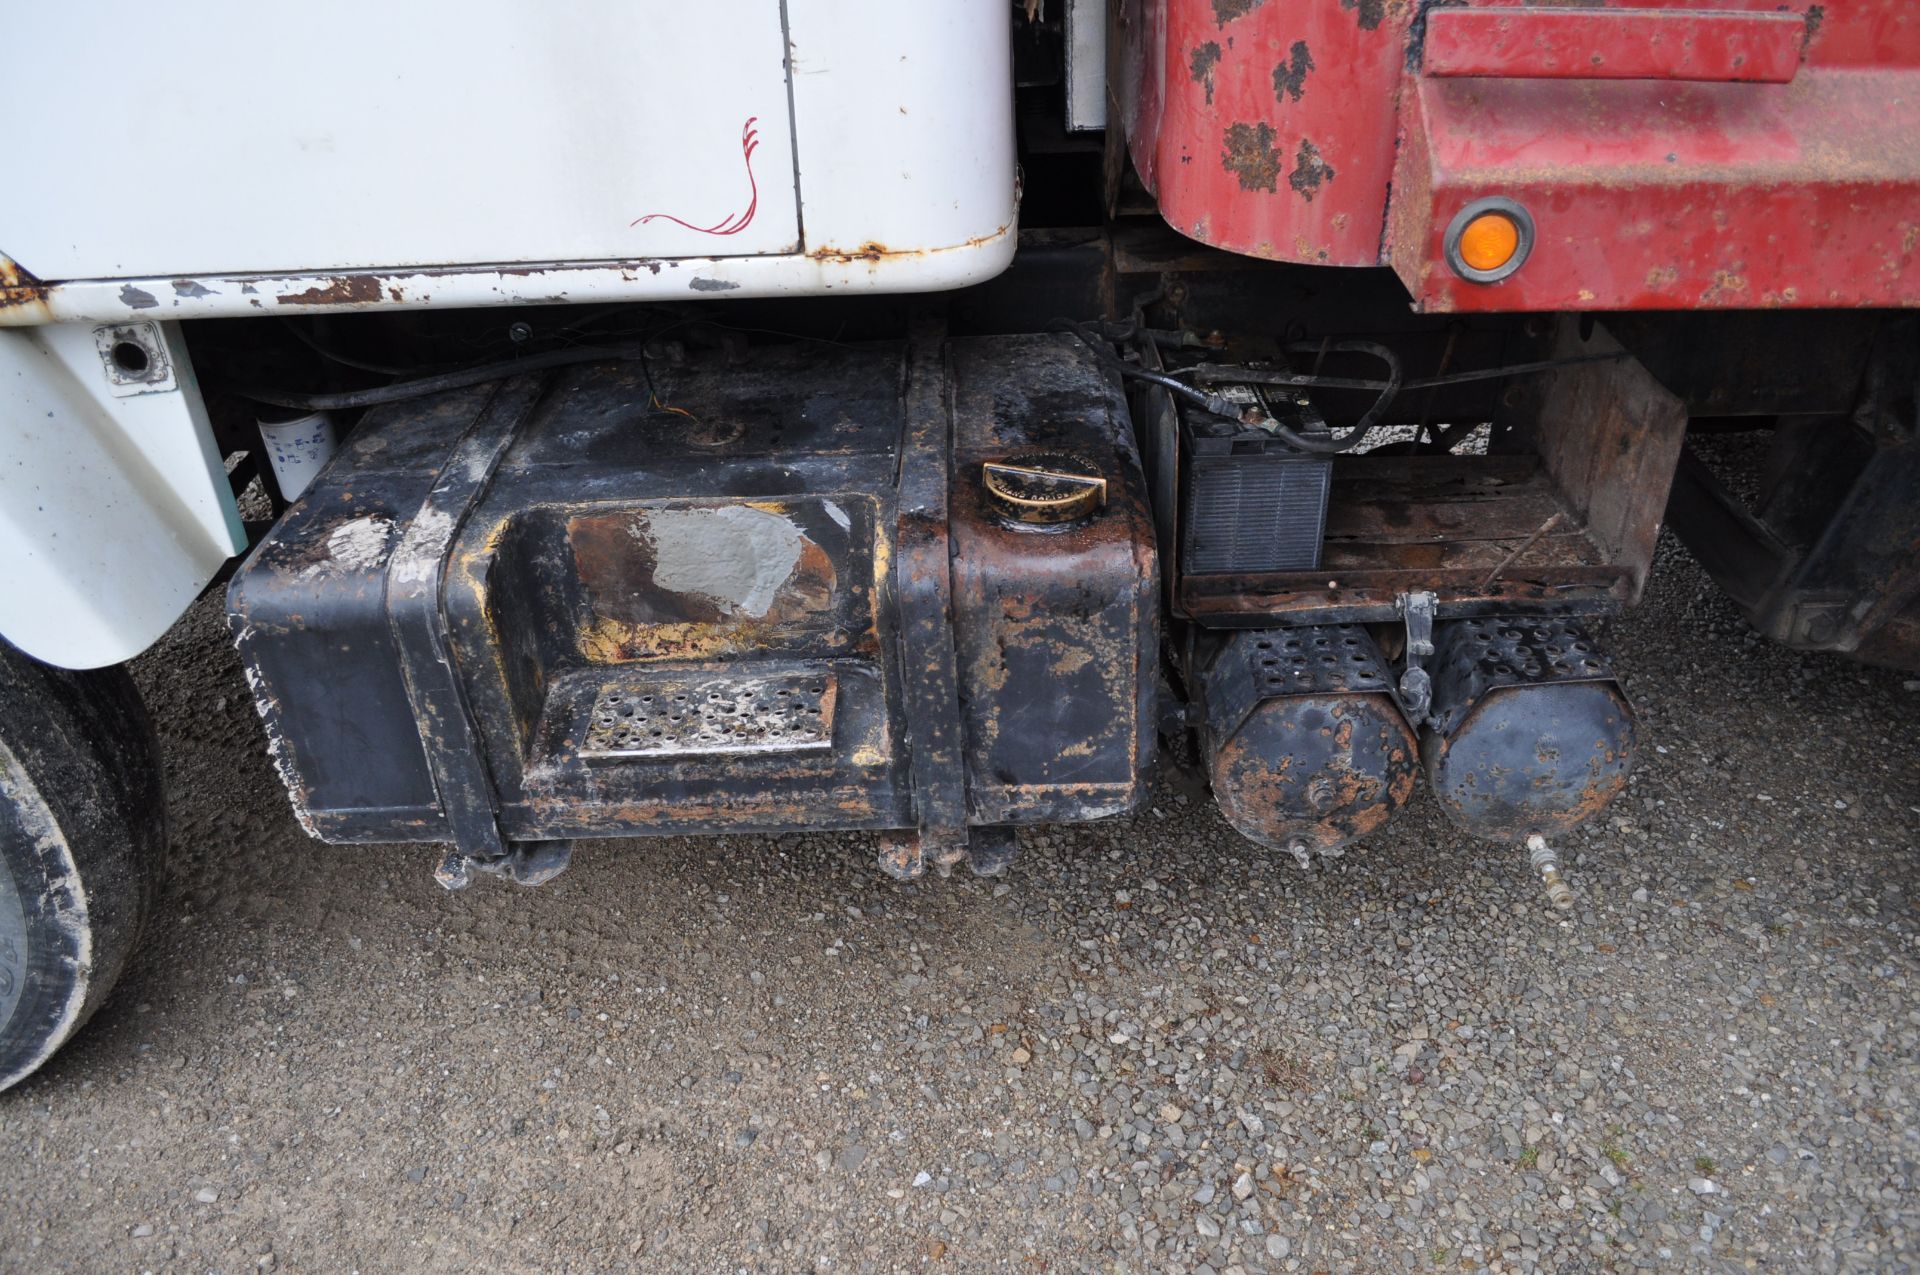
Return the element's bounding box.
[1212,0,1266,26]
[1222,121,1283,193]
[301,515,393,578]
[391,508,455,586]
[1288,138,1336,200]
[118,285,157,309]
[1190,41,1223,105]
[276,276,386,307]
[1272,40,1315,103]
[1339,0,1386,31]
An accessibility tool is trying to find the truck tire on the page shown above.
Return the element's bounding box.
[0,641,165,1092]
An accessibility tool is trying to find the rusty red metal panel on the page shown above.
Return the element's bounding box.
[1119,0,1414,266]
[1125,0,1920,308]
[1422,7,1807,83]
[1458,0,1920,69]
[1388,70,1920,311]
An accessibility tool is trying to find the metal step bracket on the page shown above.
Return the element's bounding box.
[1395,590,1437,725]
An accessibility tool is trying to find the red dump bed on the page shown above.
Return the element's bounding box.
[1122,0,1920,310]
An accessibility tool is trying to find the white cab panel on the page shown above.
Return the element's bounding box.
[0,4,1016,667]
[0,2,1018,323]
[6,5,801,274]
[0,323,244,670]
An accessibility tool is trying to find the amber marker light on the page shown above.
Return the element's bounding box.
[1443,197,1534,284]
[1458,212,1519,272]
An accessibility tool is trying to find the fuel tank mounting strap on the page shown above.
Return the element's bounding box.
[887,317,970,878]
[386,374,547,872]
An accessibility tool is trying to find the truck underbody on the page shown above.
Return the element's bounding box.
[1,0,1916,1088]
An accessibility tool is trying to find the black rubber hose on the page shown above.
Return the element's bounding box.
[1185,351,1629,393]
[1051,322,1246,420]
[1267,339,1402,454]
[1055,321,1401,455]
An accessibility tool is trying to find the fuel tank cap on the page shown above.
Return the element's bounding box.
[981,452,1107,525]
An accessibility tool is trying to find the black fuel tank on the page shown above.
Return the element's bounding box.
[228,335,1157,852]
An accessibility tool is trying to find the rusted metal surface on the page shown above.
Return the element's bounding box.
[948,335,1160,827]
[887,320,971,878]
[1176,453,1634,625]
[385,377,543,873]
[0,221,1020,327]
[1665,322,1920,670]
[563,502,858,665]
[229,332,1161,861]
[0,254,50,324]
[1389,63,1920,312]
[1123,0,1920,309]
[1422,8,1807,83]
[1200,627,1417,856]
[227,387,495,844]
[1420,618,1635,842]
[444,345,912,844]
[1121,0,1414,266]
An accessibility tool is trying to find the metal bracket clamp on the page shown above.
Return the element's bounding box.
[1395,590,1437,726]
[883,317,973,881]
[385,374,569,889]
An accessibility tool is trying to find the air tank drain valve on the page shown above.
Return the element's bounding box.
[1526,834,1575,911]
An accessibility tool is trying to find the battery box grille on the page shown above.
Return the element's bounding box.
[1182,449,1332,575]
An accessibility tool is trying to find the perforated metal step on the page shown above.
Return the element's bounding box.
[576,671,838,760]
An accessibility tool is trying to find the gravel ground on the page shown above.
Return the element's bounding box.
[0,523,1916,1275]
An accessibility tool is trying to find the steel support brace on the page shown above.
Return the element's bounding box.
[385,375,548,887]
[885,319,972,880]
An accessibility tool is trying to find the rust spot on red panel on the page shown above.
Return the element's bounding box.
[1272,41,1315,103]
[1339,0,1386,32]
[1191,41,1223,105]
[1223,122,1283,193]
[1212,0,1267,26]
[1288,138,1337,200]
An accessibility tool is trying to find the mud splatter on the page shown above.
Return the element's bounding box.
[1191,42,1223,105]
[1288,139,1336,200]
[1222,122,1283,193]
[1273,40,1315,103]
